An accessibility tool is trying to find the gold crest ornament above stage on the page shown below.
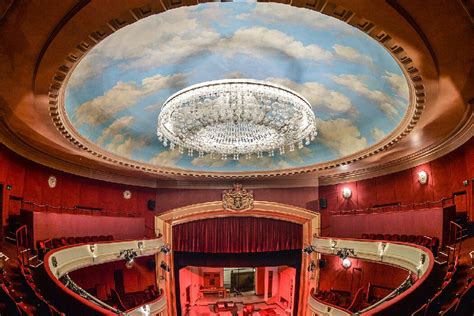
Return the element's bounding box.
[222,184,254,211]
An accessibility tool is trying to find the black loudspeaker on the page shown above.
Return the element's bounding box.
[147,199,156,211]
[319,198,327,209]
[319,259,326,269]
[146,260,156,271]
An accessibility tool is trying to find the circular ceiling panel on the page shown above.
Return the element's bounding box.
[64,2,410,173]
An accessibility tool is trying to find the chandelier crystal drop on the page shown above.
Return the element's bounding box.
[157,79,317,160]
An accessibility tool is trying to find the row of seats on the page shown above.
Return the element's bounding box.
[361,233,440,256]
[412,256,472,316]
[37,235,114,260]
[20,265,63,316]
[313,287,367,313]
[0,270,34,316]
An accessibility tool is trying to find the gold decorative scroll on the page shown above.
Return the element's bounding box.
[222,184,254,211]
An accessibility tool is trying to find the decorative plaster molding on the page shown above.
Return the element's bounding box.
[46,0,426,180]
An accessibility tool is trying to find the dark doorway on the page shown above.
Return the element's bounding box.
[185,286,190,305]
[114,270,125,298]
[268,270,273,297]
[0,184,3,246]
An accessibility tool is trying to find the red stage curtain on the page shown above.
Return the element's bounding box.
[172,217,302,253]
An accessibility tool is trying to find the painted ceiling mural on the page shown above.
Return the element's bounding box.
[65,2,410,172]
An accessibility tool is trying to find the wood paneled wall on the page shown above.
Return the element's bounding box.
[319,137,474,228]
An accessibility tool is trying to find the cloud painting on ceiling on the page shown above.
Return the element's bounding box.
[65,2,409,172]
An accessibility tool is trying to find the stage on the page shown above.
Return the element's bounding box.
[187,291,287,315]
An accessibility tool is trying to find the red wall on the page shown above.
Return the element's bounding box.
[328,207,444,242]
[0,143,156,235]
[69,256,156,301]
[1,137,472,240]
[0,144,320,237]
[30,211,145,243]
[154,187,319,213]
[319,137,474,231]
[318,255,408,296]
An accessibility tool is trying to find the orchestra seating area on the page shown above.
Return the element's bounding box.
[411,254,473,316]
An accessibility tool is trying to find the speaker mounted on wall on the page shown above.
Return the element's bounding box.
[319,198,327,209]
[147,199,156,211]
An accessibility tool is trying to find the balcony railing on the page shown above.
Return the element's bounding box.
[307,237,434,316]
[44,238,167,315]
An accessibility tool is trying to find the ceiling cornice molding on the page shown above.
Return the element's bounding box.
[1,0,471,188]
[319,105,474,185]
[44,0,426,179]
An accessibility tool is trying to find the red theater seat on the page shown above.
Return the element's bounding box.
[98,235,107,241]
[106,235,114,241]
[361,233,369,239]
[400,235,408,242]
[415,235,424,244]
[383,234,391,240]
[375,234,384,240]
[75,237,84,244]
[91,236,99,242]
[59,237,67,246]
[83,236,91,243]
[391,234,400,241]
[407,235,416,243]
[430,237,440,256]
[52,238,62,248]
[369,234,376,240]
[36,240,49,260]
[67,237,76,244]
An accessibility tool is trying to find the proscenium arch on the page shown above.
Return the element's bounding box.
[155,200,320,316]
[36,0,434,180]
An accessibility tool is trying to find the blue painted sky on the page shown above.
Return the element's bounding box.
[65,2,409,172]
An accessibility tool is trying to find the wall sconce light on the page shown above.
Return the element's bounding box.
[342,187,352,199]
[160,261,170,272]
[119,249,138,269]
[418,171,428,184]
[342,258,352,269]
[335,248,355,269]
[463,180,469,186]
[6,185,12,191]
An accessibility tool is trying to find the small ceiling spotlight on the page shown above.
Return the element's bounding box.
[160,244,171,255]
[119,249,138,269]
[303,245,317,255]
[342,258,352,269]
[342,187,352,199]
[160,261,170,273]
[418,170,428,184]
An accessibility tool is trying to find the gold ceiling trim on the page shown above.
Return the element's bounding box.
[47,0,426,179]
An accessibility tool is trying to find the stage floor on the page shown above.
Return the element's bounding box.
[188,293,288,315]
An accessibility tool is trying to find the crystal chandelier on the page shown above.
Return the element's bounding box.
[157,79,317,160]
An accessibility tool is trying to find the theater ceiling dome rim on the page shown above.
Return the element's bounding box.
[42,1,427,179]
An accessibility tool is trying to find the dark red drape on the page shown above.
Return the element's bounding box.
[172,216,302,253]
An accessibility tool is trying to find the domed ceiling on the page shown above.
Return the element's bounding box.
[64,2,410,173]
